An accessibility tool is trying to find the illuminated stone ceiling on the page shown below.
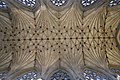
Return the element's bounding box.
[0,0,120,80]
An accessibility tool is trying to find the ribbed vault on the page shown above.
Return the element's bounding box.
[0,0,120,80]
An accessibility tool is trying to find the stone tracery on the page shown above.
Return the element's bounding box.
[16,71,37,80]
[109,0,120,7]
[0,1,7,8]
[50,0,67,6]
[0,0,120,80]
[49,70,71,80]
[17,0,36,7]
[81,0,97,6]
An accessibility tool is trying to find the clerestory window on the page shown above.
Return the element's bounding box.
[16,71,37,80]
[50,0,67,6]
[17,0,36,7]
[49,70,71,80]
[81,0,97,6]
[0,1,7,9]
[109,0,120,7]
[83,69,112,80]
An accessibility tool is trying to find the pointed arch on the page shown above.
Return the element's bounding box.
[81,0,97,7]
[47,69,73,80]
[16,0,36,7]
[16,71,38,80]
[0,0,7,8]
[83,68,113,80]
[109,0,120,7]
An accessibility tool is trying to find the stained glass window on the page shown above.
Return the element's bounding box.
[0,1,7,8]
[81,0,97,6]
[109,0,120,7]
[83,69,112,80]
[49,70,71,80]
[17,0,36,7]
[16,71,37,80]
[0,72,7,80]
[50,0,67,6]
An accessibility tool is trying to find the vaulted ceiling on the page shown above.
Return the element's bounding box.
[0,0,120,80]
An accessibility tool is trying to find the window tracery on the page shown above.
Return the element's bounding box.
[0,1,7,8]
[83,69,112,80]
[17,0,36,7]
[111,69,120,75]
[16,71,37,80]
[49,70,71,80]
[109,0,120,7]
[0,72,7,80]
[81,0,97,6]
[50,0,67,6]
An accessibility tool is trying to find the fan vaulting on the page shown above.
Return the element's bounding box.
[0,0,120,80]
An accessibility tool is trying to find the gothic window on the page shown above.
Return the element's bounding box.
[50,0,67,6]
[49,70,71,80]
[16,71,37,80]
[37,78,43,80]
[109,0,120,7]
[81,0,97,6]
[83,69,112,80]
[111,69,120,75]
[0,1,7,9]
[17,0,36,7]
[0,72,7,80]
